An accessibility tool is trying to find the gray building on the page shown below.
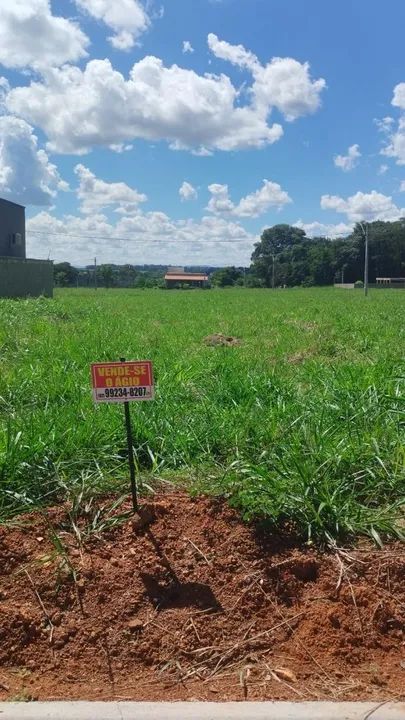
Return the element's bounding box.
[0,197,53,298]
[0,198,26,259]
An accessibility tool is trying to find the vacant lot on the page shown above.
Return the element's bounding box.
[0,287,404,542]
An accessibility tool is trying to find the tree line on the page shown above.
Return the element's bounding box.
[250,221,405,288]
[53,263,167,288]
[212,220,404,287]
[54,219,405,289]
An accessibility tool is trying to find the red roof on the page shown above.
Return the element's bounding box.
[165,273,208,281]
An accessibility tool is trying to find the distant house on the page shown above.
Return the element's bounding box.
[0,197,53,298]
[164,268,209,288]
[376,277,405,287]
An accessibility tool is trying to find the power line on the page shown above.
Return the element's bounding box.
[27,229,256,244]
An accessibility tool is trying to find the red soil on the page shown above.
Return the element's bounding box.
[0,492,404,702]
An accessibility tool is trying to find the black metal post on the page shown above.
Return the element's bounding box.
[120,357,138,513]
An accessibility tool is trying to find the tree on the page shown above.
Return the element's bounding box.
[251,225,306,286]
[53,262,78,287]
[98,265,115,288]
[117,264,137,287]
[350,220,405,281]
[211,267,243,287]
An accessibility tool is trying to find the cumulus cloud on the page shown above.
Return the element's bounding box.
[74,164,147,214]
[381,117,405,165]
[207,179,291,217]
[179,181,198,201]
[74,0,150,50]
[206,184,235,214]
[208,33,326,121]
[294,220,353,238]
[0,77,10,113]
[334,144,361,172]
[0,0,89,70]
[236,180,292,217]
[6,57,284,155]
[182,41,194,54]
[26,210,255,266]
[0,116,66,205]
[378,164,389,175]
[5,33,326,155]
[321,190,405,222]
[379,85,405,165]
[392,83,405,110]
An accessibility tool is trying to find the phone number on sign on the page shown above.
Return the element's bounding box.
[104,387,149,398]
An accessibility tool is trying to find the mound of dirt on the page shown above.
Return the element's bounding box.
[0,492,404,702]
[204,334,242,347]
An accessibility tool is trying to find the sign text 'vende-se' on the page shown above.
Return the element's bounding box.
[91,361,154,403]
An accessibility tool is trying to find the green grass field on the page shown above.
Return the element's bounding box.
[1,287,404,543]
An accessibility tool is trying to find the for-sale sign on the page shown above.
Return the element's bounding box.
[91,361,154,403]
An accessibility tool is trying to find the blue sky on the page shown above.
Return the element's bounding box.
[1,0,405,266]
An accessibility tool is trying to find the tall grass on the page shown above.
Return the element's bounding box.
[0,287,404,543]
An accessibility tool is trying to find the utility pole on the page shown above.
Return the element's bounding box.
[94,257,97,291]
[359,222,369,296]
[272,254,275,289]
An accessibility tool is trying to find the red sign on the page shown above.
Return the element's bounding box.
[91,361,154,403]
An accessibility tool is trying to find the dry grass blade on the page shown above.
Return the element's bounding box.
[204,612,306,681]
[184,536,211,566]
[23,568,54,644]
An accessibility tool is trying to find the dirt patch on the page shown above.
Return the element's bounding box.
[0,492,404,702]
[284,319,318,332]
[204,334,242,347]
[286,349,317,364]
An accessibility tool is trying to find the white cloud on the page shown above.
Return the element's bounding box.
[207,184,235,214]
[179,181,198,201]
[392,83,405,110]
[208,33,326,121]
[207,179,291,217]
[0,115,66,205]
[237,180,291,217]
[0,77,10,113]
[26,210,256,266]
[74,164,147,214]
[0,0,89,70]
[321,190,405,222]
[109,143,133,153]
[208,33,258,70]
[381,117,405,165]
[379,85,405,165]
[252,58,326,121]
[334,144,361,172]
[74,0,150,51]
[375,116,394,134]
[5,34,325,156]
[182,41,194,54]
[6,56,283,155]
[378,164,389,175]
[295,220,353,238]
[399,180,405,192]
